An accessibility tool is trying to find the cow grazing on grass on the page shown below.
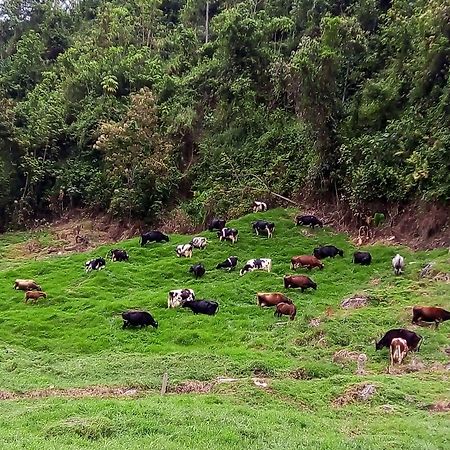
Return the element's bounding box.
[140,231,169,246]
[122,311,158,329]
[85,257,106,272]
[190,237,208,249]
[240,258,272,276]
[296,215,323,228]
[283,275,317,292]
[25,291,47,303]
[216,256,238,271]
[218,228,239,244]
[189,263,205,279]
[274,302,297,321]
[252,221,275,238]
[412,306,450,329]
[291,255,324,270]
[257,293,293,307]
[389,338,408,368]
[182,299,219,315]
[313,245,343,259]
[253,201,267,212]
[392,254,405,275]
[109,249,129,262]
[14,279,41,291]
[208,219,226,232]
[176,243,193,258]
[353,251,372,266]
[168,289,195,308]
[375,329,422,352]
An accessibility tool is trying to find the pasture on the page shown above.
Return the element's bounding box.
[0,208,449,449]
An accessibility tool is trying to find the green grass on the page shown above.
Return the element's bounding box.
[0,208,448,449]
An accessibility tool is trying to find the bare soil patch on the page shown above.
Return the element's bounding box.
[332,383,377,407]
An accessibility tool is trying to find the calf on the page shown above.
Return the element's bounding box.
[313,245,343,259]
[240,258,272,276]
[253,201,267,212]
[140,231,169,246]
[218,228,239,244]
[189,263,206,279]
[257,292,292,307]
[412,306,450,329]
[375,329,422,352]
[353,251,372,266]
[252,221,275,238]
[291,255,324,270]
[296,215,323,228]
[283,275,317,292]
[85,257,106,272]
[176,243,193,258]
[208,219,226,232]
[216,256,238,271]
[122,310,158,329]
[168,288,195,308]
[24,291,47,303]
[390,338,408,368]
[109,249,129,262]
[14,279,41,291]
[392,254,405,275]
[182,299,219,316]
[274,302,297,320]
[190,237,208,249]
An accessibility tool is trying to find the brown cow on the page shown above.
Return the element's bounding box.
[24,291,47,303]
[283,275,317,292]
[14,279,41,291]
[274,302,297,320]
[291,255,324,270]
[412,306,450,329]
[389,337,408,371]
[256,293,293,307]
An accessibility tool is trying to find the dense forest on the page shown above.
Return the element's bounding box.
[0,0,449,230]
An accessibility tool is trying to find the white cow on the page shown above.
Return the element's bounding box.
[240,258,272,276]
[167,289,195,308]
[392,254,405,275]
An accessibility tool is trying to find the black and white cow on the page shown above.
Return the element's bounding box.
[240,258,272,276]
[167,288,195,308]
[85,257,106,273]
[189,263,206,279]
[109,249,129,262]
[216,256,238,271]
[190,237,208,249]
[208,219,226,232]
[176,243,193,258]
[218,228,239,244]
[253,201,267,212]
[252,220,275,238]
[141,231,169,246]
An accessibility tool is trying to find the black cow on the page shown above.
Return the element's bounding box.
[252,221,275,238]
[182,300,219,315]
[208,219,226,232]
[85,257,106,273]
[140,231,169,246]
[122,310,158,329]
[218,228,239,244]
[353,251,372,266]
[109,249,129,262]
[375,329,422,352]
[216,256,238,271]
[189,263,206,279]
[313,245,344,259]
[296,215,323,228]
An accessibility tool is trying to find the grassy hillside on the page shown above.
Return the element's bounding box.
[0,208,449,449]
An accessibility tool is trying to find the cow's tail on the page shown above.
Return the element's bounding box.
[417,335,423,352]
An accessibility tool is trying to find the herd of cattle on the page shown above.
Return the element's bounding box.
[12,202,449,370]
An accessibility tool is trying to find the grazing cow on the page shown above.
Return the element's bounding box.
[24,291,47,303]
[14,279,41,291]
[392,254,405,275]
[291,255,324,270]
[256,292,293,307]
[109,249,129,262]
[182,299,219,315]
[189,263,206,279]
[390,338,409,368]
[218,228,239,244]
[274,302,297,320]
[375,329,422,352]
[176,243,193,258]
[313,245,343,259]
[252,220,275,238]
[253,201,267,212]
[122,310,158,329]
[216,256,238,271]
[190,237,208,249]
[296,215,323,228]
[208,219,226,232]
[412,306,450,329]
[353,251,372,266]
[167,289,195,308]
[85,257,106,273]
[240,258,272,276]
[140,231,169,246]
[283,275,317,292]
